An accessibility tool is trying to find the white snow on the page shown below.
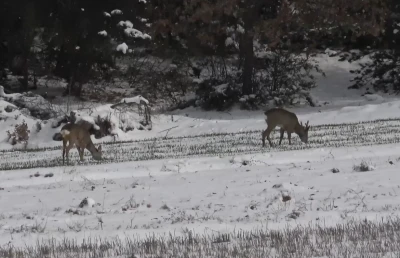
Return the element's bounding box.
[104,12,111,17]
[98,30,108,37]
[1,52,400,252]
[236,24,245,34]
[325,48,337,56]
[214,83,228,95]
[363,93,384,102]
[74,115,100,131]
[119,95,149,105]
[118,20,133,28]
[225,37,234,47]
[117,21,151,39]
[116,43,129,54]
[111,9,123,15]
[124,28,151,39]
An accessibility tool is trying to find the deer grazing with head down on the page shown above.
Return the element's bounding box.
[261,108,310,147]
[60,123,102,165]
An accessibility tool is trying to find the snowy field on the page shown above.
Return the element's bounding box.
[1,53,400,257]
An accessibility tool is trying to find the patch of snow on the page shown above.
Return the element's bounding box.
[0,85,6,97]
[111,9,123,15]
[98,30,107,37]
[325,48,337,56]
[139,0,147,3]
[214,83,229,95]
[140,18,148,22]
[75,46,80,50]
[104,12,111,17]
[236,24,245,34]
[225,37,234,47]
[364,93,384,102]
[193,78,204,84]
[118,20,133,28]
[119,95,149,105]
[116,43,129,54]
[74,115,100,131]
[124,28,151,39]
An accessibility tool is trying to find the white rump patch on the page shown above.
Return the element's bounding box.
[60,129,70,137]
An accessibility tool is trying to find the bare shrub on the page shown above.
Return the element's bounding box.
[353,161,375,172]
[254,49,324,107]
[6,120,30,146]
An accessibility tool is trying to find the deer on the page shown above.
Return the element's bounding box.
[261,108,310,147]
[60,123,102,165]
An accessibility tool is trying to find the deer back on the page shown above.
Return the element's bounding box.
[265,108,300,132]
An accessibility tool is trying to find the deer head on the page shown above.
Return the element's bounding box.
[298,121,310,143]
[92,145,103,160]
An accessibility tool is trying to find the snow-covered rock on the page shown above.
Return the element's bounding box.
[119,95,149,105]
[124,28,151,39]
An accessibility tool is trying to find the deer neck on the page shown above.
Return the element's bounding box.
[294,123,304,136]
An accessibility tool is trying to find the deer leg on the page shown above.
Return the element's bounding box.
[65,143,74,165]
[287,132,292,145]
[262,126,274,147]
[62,140,68,165]
[77,147,84,162]
[279,128,285,145]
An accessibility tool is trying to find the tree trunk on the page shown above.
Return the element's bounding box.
[241,32,254,96]
[20,57,28,92]
[74,81,83,97]
[64,72,76,96]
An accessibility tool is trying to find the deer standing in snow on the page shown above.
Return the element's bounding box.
[261,108,310,147]
[60,123,102,165]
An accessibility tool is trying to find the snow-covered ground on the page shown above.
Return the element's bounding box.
[1,137,400,248]
[1,52,400,255]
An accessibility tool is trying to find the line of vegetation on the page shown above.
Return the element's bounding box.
[2,218,400,258]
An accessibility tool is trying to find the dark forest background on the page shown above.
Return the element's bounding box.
[0,0,398,110]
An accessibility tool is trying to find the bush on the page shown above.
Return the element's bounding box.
[254,49,323,106]
[7,120,30,146]
[353,161,375,172]
[348,5,400,93]
[195,78,241,111]
[350,50,400,93]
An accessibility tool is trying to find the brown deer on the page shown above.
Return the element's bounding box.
[60,123,102,165]
[261,108,310,147]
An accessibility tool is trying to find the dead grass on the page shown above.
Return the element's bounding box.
[3,217,400,257]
